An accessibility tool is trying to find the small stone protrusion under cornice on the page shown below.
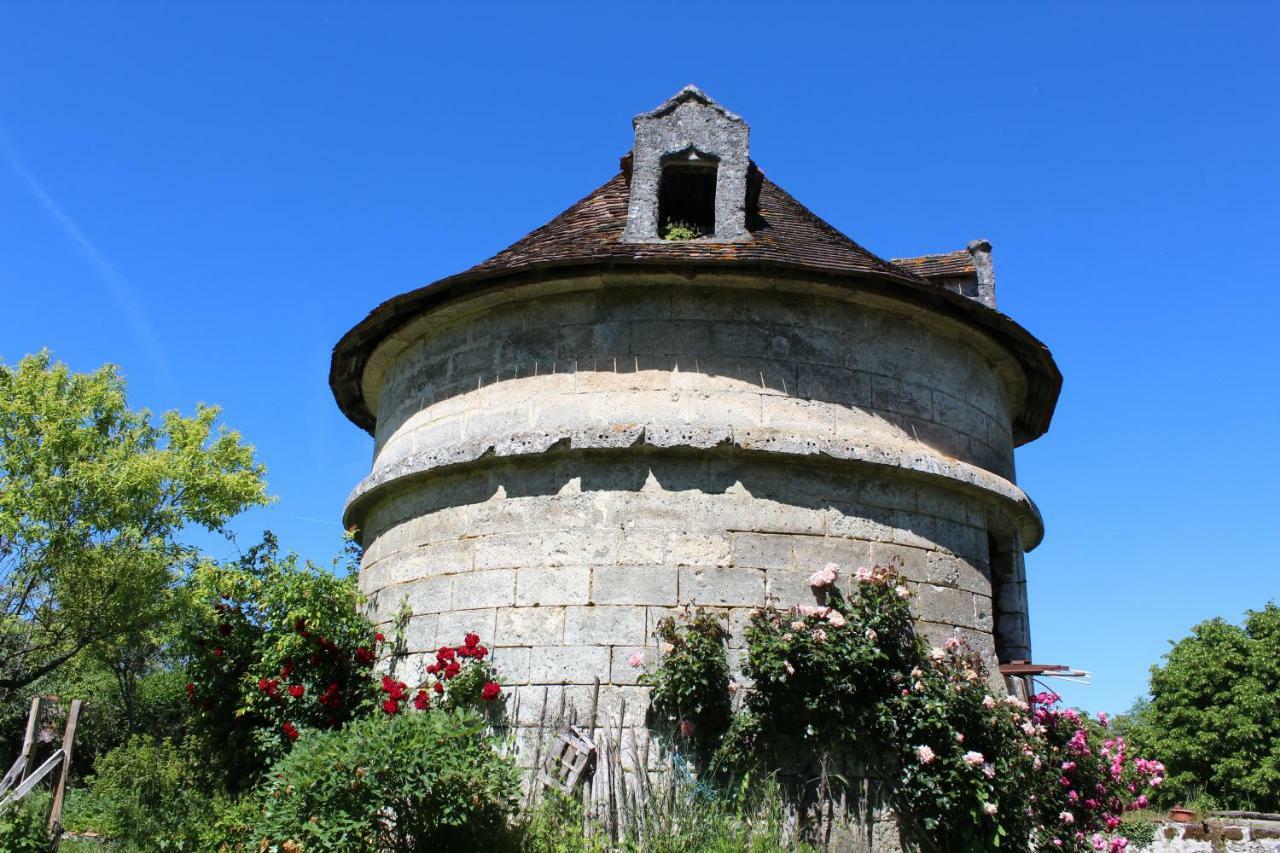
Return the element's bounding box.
[620,85,751,244]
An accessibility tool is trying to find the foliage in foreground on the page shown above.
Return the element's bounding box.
[642,563,1165,852]
[255,707,520,852]
[1122,602,1280,812]
[521,778,810,853]
[0,793,48,852]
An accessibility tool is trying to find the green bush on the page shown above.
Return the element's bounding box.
[0,794,49,852]
[75,734,222,850]
[642,610,732,760]
[1125,603,1280,811]
[255,706,519,851]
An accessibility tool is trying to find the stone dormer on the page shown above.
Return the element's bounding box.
[891,239,999,309]
[620,85,751,242]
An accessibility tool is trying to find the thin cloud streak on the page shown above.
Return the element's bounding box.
[1,130,172,386]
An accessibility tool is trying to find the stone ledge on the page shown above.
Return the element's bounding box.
[343,423,1044,550]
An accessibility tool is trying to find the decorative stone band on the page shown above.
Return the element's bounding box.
[342,420,1043,551]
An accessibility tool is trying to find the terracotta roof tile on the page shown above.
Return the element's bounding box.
[464,171,926,284]
[891,249,975,279]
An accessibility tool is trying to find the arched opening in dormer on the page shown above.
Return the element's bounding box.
[658,149,719,239]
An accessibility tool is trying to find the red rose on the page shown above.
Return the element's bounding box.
[474,646,488,659]
[413,690,430,711]
[258,677,269,692]
[375,632,386,643]
[465,632,480,648]
[444,662,461,679]
[185,683,195,703]
[382,699,399,715]
[389,682,406,701]
[437,646,456,661]
[457,646,472,658]
[354,647,374,666]
[481,682,501,702]
[425,663,440,675]
[288,684,305,699]
[213,647,224,657]
[433,681,444,695]
[282,722,299,741]
[380,674,395,693]
[281,660,294,678]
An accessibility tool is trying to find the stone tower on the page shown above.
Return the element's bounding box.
[330,86,1060,748]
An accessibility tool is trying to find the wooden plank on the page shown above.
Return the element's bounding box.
[47,698,82,843]
[18,696,42,782]
[0,751,61,809]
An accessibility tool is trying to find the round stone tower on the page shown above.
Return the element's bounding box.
[330,86,1060,751]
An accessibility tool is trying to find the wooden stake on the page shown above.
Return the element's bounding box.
[19,696,42,781]
[46,699,81,845]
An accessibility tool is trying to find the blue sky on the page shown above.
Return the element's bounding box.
[2,2,1276,715]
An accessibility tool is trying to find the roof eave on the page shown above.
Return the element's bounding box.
[329,259,1061,445]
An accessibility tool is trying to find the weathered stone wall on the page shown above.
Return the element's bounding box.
[347,273,1042,762]
[1139,818,1280,852]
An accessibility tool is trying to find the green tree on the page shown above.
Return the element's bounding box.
[1129,603,1280,811]
[0,352,268,703]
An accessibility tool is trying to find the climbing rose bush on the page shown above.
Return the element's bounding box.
[641,561,1164,852]
[182,535,503,783]
[640,609,732,760]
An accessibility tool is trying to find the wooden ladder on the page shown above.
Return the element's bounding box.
[0,695,83,849]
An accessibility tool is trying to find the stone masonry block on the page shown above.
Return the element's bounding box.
[436,608,496,647]
[730,532,794,569]
[543,528,618,567]
[402,575,453,615]
[514,566,591,606]
[563,606,647,646]
[666,532,732,567]
[679,566,766,607]
[910,584,982,631]
[591,565,678,606]
[609,646,654,685]
[792,536,870,575]
[451,569,516,610]
[765,567,825,608]
[496,606,566,646]
[474,533,543,570]
[618,529,668,564]
[527,645,612,684]
[488,645,531,685]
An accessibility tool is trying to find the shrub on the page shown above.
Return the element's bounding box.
[181,533,384,785]
[639,561,1166,852]
[642,610,732,759]
[255,707,519,851]
[74,734,223,850]
[0,794,48,852]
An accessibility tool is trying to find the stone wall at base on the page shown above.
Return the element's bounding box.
[1138,818,1280,852]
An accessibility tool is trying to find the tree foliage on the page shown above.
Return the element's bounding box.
[0,352,267,701]
[1128,603,1280,811]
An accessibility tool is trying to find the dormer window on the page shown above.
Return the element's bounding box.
[658,152,718,239]
[621,85,750,243]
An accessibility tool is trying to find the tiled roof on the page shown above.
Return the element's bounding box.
[330,170,1060,443]
[462,171,925,283]
[891,249,975,279]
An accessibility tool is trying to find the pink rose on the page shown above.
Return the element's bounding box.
[963,751,985,767]
[808,564,838,589]
[915,745,935,764]
[629,651,644,668]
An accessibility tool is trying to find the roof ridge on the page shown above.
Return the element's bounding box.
[755,177,927,283]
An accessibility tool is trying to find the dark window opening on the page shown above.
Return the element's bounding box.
[658,160,718,239]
